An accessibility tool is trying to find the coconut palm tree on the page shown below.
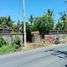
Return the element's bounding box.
[29,15,34,25]
[60,12,67,30]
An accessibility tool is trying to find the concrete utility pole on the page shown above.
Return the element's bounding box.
[23,0,26,47]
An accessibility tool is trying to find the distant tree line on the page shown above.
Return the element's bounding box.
[0,9,67,34]
[28,9,67,34]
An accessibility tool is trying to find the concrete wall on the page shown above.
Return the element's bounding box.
[0,33,23,46]
[32,32,67,44]
[0,32,67,45]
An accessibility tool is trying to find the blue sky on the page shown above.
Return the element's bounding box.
[0,0,67,23]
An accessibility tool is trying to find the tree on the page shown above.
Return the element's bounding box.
[33,9,54,34]
[43,9,54,30]
[0,16,14,29]
[34,17,43,32]
[60,12,67,30]
[29,15,34,25]
[6,16,14,28]
[16,20,21,32]
[56,20,63,30]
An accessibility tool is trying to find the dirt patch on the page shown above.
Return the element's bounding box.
[22,39,67,51]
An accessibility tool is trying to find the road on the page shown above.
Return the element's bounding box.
[0,44,67,67]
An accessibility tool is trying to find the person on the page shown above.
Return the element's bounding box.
[48,36,53,43]
[55,37,60,44]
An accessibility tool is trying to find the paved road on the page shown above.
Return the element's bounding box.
[0,44,67,67]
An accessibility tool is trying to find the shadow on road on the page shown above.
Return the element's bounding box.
[44,49,67,58]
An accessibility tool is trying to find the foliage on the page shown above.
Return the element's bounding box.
[43,9,54,30]
[12,36,21,49]
[30,9,54,34]
[17,20,21,32]
[0,24,8,29]
[0,16,14,29]
[56,21,63,30]
[20,21,32,32]
[29,15,34,25]
[0,36,7,47]
[0,45,18,55]
[12,24,19,32]
[60,12,67,30]
[0,9,67,33]
[0,36,21,55]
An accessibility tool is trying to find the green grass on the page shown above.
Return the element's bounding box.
[0,45,21,55]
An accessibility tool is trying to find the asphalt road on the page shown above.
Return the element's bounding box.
[0,44,67,67]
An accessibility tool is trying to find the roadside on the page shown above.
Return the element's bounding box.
[0,42,67,59]
[0,37,67,55]
[22,40,67,51]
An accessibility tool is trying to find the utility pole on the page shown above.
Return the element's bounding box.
[23,0,26,47]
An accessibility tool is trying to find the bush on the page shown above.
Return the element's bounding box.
[0,36,7,47]
[0,45,17,54]
[0,36,21,55]
[12,36,21,49]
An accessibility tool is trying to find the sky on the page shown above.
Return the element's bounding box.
[0,0,67,23]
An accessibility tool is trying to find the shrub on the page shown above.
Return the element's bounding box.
[12,36,21,49]
[0,36,21,55]
[0,45,17,54]
[0,36,7,47]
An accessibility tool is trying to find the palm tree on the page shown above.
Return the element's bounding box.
[60,12,67,30]
[56,20,63,30]
[29,15,34,25]
[0,16,14,29]
[17,20,21,32]
[6,16,14,29]
[43,9,54,30]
